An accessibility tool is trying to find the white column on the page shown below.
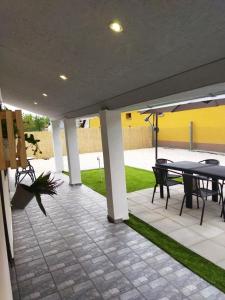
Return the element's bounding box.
[64,118,81,185]
[51,120,63,172]
[100,110,128,222]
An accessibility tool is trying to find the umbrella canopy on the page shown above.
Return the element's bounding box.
[141,96,225,115]
[140,95,225,162]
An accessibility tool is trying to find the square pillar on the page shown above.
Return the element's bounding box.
[51,120,63,172]
[100,110,128,222]
[64,118,81,185]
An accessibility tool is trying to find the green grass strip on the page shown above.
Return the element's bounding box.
[63,165,156,195]
[125,213,225,293]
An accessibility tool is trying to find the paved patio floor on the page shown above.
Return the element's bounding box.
[10,174,225,299]
[128,185,225,270]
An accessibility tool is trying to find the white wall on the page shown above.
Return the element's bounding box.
[1,170,14,258]
[0,191,13,300]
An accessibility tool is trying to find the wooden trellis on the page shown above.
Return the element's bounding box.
[0,110,27,170]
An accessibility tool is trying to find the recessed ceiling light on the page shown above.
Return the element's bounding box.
[42,93,48,97]
[59,74,68,80]
[34,101,38,105]
[109,21,123,33]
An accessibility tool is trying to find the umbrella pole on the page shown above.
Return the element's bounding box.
[155,113,158,162]
[155,113,163,198]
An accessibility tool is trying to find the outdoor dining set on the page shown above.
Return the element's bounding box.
[152,158,225,225]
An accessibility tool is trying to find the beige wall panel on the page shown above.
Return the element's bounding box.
[25,127,152,159]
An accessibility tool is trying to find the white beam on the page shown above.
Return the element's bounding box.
[51,120,63,172]
[64,119,81,185]
[100,110,128,222]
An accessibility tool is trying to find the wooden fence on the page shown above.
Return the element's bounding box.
[26,127,152,159]
[0,110,27,170]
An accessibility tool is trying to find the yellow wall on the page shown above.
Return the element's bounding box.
[158,105,225,145]
[90,106,225,146]
[90,111,148,128]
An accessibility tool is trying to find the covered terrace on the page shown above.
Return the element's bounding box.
[1,1,225,299]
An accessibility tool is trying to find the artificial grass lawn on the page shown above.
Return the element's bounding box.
[63,166,225,293]
[64,166,156,196]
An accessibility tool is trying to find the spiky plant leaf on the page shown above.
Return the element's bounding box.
[22,172,63,216]
[27,172,62,196]
[35,194,47,216]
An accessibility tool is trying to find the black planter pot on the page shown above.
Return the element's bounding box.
[11,184,34,209]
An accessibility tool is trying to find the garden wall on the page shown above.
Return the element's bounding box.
[158,106,225,153]
[26,127,152,159]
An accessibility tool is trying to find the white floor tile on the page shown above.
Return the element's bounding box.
[190,240,225,263]
[168,228,205,247]
[189,223,224,239]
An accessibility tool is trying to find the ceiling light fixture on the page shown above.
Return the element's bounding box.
[109,21,123,33]
[42,93,48,97]
[34,101,38,105]
[59,74,68,80]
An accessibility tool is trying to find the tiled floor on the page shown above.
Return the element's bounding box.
[128,185,225,269]
[10,174,225,299]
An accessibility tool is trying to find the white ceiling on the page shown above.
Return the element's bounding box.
[1,1,225,119]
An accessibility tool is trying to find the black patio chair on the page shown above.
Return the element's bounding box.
[198,159,223,204]
[156,158,182,181]
[152,166,183,209]
[15,159,36,185]
[180,173,224,225]
[156,158,174,165]
[199,159,220,165]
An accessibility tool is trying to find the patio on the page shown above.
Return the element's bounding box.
[2,2,225,299]
[128,185,225,269]
[11,147,225,271]
[10,173,225,300]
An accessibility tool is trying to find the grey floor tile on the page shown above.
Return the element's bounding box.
[92,270,133,298]
[60,280,101,300]
[120,289,144,300]
[72,242,104,262]
[82,254,116,279]
[45,249,77,271]
[18,273,57,300]
[14,246,44,266]
[40,239,69,257]
[41,292,61,300]
[138,282,183,300]
[51,263,88,291]
[15,257,49,282]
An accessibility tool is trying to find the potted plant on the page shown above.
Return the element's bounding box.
[24,133,42,156]
[11,172,63,215]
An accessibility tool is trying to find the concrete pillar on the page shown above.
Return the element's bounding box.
[64,118,81,185]
[100,110,129,222]
[51,120,63,172]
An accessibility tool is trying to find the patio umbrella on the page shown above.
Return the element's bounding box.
[141,96,225,161]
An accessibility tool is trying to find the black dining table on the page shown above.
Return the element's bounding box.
[158,160,225,208]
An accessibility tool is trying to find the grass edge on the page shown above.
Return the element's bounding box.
[125,213,225,293]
